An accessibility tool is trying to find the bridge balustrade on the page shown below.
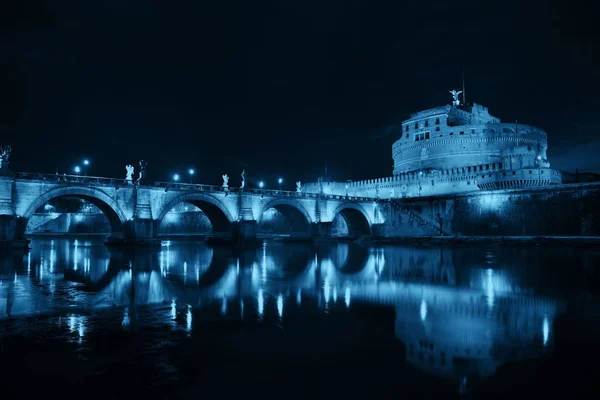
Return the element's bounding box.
[13,172,378,201]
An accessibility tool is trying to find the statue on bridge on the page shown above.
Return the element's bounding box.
[296,181,302,193]
[125,165,134,184]
[222,174,229,189]
[240,169,246,189]
[0,145,11,169]
[137,160,147,183]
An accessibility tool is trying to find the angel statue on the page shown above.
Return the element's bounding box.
[125,165,134,184]
[296,181,302,193]
[137,160,147,182]
[449,89,462,106]
[240,169,246,189]
[222,174,229,188]
[0,145,12,169]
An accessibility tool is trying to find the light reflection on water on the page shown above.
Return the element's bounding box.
[0,238,599,388]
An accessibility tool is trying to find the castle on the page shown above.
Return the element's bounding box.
[302,92,562,198]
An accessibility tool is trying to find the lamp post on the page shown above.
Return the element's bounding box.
[278,177,283,192]
[173,174,180,182]
[258,181,264,198]
[73,165,81,175]
[188,168,195,184]
[82,159,90,176]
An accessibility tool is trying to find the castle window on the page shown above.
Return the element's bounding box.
[486,164,490,170]
[415,132,429,141]
[499,162,503,169]
[435,127,440,132]
[405,133,409,139]
[414,122,419,129]
[435,118,440,125]
[503,172,507,176]
[460,131,464,135]
[468,167,471,172]
[513,172,516,175]
[529,170,532,174]
[450,132,454,136]
[425,120,429,127]
[471,129,475,134]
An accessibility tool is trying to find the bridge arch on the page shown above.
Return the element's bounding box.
[258,198,313,237]
[19,186,128,238]
[156,193,234,236]
[332,203,372,236]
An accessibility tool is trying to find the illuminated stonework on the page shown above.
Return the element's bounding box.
[304,100,562,198]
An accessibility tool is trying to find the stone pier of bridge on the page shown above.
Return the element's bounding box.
[0,171,384,248]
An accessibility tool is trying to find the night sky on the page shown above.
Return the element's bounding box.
[1,0,599,187]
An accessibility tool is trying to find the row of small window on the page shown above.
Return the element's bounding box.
[405,118,441,132]
[410,128,478,141]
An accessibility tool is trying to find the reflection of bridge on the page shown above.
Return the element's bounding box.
[0,172,384,246]
[0,241,564,383]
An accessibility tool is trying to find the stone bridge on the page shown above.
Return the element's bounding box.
[0,172,384,246]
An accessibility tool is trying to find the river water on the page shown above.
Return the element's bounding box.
[1,238,599,398]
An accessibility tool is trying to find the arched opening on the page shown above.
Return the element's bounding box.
[19,188,127,240]
[332,205,371,237]
[258,201,311,238]
[25,197,111,237]
[329,243,370,272]
[156,194,233,238]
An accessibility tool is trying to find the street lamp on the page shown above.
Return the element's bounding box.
[188,168,195,183]
[278,177,283,191]
[74,165,81,174]
[173,174,180,182]
[83,159,90,166]
[258,181,264,188]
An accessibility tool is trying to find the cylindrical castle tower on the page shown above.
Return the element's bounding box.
[302,94,562,198]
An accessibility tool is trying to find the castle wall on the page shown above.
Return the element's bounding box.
[400,183,600,236]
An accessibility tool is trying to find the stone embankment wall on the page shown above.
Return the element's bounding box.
[388,183,600,237]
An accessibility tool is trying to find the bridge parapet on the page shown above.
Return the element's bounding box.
[14,172,376,202]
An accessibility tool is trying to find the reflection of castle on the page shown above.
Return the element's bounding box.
[302,95,562,198]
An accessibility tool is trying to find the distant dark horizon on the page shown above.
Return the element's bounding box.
[2,0,599,187]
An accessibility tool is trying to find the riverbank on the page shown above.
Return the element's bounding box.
[368,235,600,247]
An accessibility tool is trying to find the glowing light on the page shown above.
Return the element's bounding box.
[486,268,495,311]
[122,308,130,327]
[173,174,180,182]
[73,165,81,173]
[332,286,338,303]
[188,168,195,175]
[171,299,177,320]
[420,299,427,321]
[44,204,53,211]
[221,297,227,316]
[277,294,284,319]
[296,289,302,305]
[278,178,283,184]
[344,286,351,308]
[83,159,90,166]
[258,181,264,188]
[324,278,331,305]
[186,305,192,332]
[543,316,549,346]
[257,289,264,318]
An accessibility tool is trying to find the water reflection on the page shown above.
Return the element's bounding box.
[2,238,598,386]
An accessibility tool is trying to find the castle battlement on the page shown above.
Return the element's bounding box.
[303,95,561,199]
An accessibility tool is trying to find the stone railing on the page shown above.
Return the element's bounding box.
[12,172,376,201]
